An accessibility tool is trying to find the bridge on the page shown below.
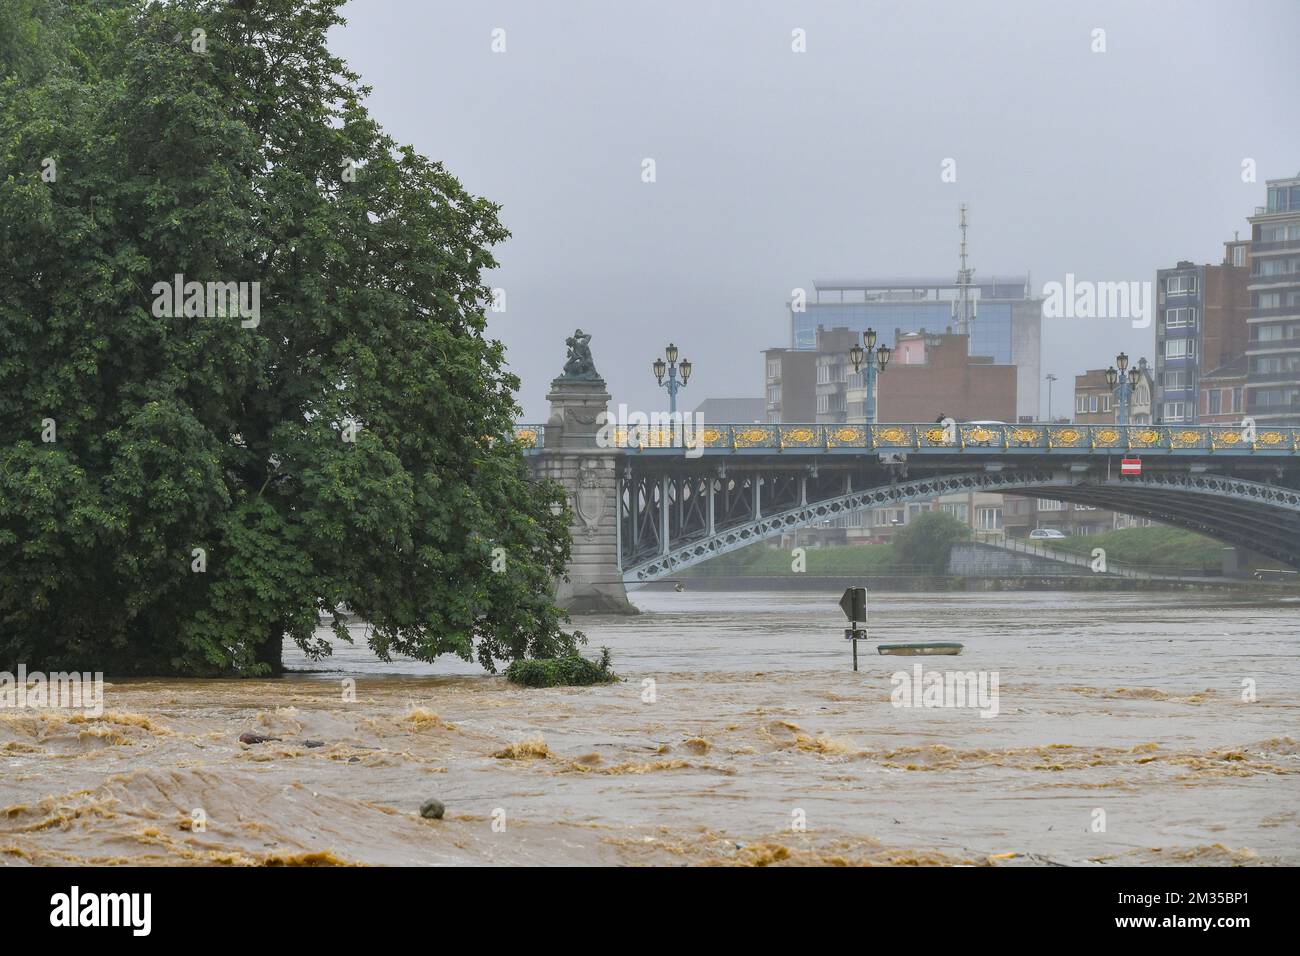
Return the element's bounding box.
[518,352,1300,612]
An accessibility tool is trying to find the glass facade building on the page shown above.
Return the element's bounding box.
[792,301,953,350]
[786,278,1042,419]
[969,302,1013,364]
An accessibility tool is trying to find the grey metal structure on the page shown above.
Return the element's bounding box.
[520,335,1300,609]
[614,467,1300,583]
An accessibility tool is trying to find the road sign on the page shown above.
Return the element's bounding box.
[839,587,868,672]
[1121,457,1142,476]
[839,586,866,623]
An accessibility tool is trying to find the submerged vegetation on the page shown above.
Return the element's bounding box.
[505,647,617,688]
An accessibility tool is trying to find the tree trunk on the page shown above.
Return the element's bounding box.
[256,623,285,675]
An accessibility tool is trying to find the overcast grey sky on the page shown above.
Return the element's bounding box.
[333,0,1300,422]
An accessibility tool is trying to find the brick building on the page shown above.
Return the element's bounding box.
[871,329,1017,422]
[1154,243,1250,424]
[1198,358,1247,424]
[766,326,1017,424]
[1073,358,1154,424]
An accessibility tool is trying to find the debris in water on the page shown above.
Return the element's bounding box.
[419,798,445,820]
[493,737,552,760]
[238,733,281,745]
[877,642,963,656]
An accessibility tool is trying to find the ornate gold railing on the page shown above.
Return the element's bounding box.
[512,423,1300,455]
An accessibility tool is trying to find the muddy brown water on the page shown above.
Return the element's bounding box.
[2,590,1297,866]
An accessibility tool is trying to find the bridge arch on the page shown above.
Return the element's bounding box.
[620,469,1300,582]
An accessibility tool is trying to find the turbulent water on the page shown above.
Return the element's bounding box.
[2,590,1297,866]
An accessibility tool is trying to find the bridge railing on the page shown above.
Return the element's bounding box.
[512,422,1300,455]
[511,425,544,450]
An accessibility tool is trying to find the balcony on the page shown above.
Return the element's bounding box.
[1250,239,1300,254]
[1247,370,1300,384]
[1249,270,1300,284]
[1247,306,1300,319]
[1242,403,1300,421]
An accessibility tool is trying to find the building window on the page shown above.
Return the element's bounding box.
[1253,256,1300,278]
[940,503,969,522]
[1101,394,1111,412]
[1163,370,1186,389]
[1165,338,1196,359]
[1166,274,1198,295]
[1037,499,1065,511]
[1166,307,1195,329]
[1076,395,1088,414]
[1208,390,1221,415]
[975,507,1003,531]
[816,394,829,414]
[1233,246,1246,267]
[766,360,780,378]
[1261,223,1300,242]
[1089,395,1099,413]
[1163,401,1186,422]
[767,384,781,404]
[1256,322,1300,342]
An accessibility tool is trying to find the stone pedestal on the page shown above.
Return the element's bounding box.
[533,376,636,614]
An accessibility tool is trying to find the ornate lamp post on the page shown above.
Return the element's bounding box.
[652,342,692,414]
[1105,352,1141,425]
[848,327,892,424]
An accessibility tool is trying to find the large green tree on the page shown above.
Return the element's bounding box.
[892,510,971,574]
[0,0,576,675]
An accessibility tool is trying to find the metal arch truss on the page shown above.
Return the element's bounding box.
[620,469,1300,582]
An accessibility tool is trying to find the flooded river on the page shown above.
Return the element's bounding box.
[2,590,1297,866]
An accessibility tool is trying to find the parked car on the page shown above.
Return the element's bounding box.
[1029,528,1066,539]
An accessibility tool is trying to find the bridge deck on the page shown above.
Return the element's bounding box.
[513,422,1300,457]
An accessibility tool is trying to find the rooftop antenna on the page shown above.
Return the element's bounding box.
[957,203,974,336]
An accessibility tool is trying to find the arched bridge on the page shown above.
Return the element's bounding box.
[517,408,1300,611]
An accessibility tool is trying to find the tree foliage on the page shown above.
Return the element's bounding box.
[891,510,971,574]
[1,0,577,675]
[504,647,616,689]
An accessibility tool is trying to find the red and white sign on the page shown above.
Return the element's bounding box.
[1121,457,1142,477]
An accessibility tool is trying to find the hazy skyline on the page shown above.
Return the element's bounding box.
[333,0,1300,422]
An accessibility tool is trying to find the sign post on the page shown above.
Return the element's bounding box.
[1121,457,1142,477]
[839,586,868,671]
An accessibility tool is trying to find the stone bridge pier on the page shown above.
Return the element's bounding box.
[528,346,635,614]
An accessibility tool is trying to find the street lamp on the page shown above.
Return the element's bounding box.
[847,327,892,424]
[1106,353,1141,424]
[653,342,691,413]
[1045,373,1058,422]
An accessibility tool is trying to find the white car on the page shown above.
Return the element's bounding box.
[1029,528,1066,539]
